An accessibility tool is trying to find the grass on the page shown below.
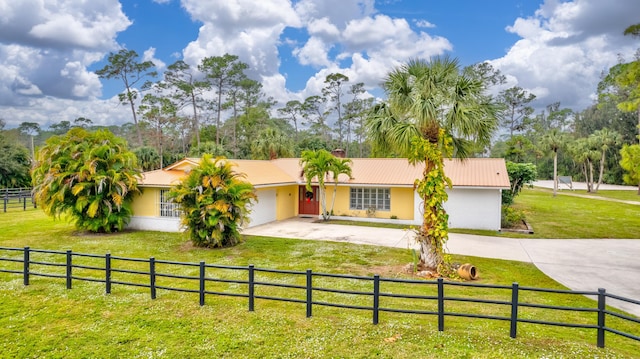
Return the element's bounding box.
[512,188,640,239]
[0,209,639,358]
[557,188,640,202]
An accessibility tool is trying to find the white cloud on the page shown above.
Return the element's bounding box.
[143,47,166,72]
[415,20,436,29]
[0,0,130,120]
[293,37,332,67]
[295,0,375,25]
[307,17,341,40]
[0,94,131,129]
[181,0,300,78]
[0,0,130,50]
[491,0,640,111]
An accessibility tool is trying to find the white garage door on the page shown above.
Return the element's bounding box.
[248,189,277,227]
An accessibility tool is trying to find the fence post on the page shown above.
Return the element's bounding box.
[597,288,606,348]
[23,246,30,286]
[248,264,255,312]
[150,257,156,300]
[306,269,312,318]
[199,261,206,306]
[510,282,519,338]
[373,275,380,325]
[66,250,72,289]
[23,193,27,211]
[105,253,111,294]
[437,277,444,331]
[3,189,6,213]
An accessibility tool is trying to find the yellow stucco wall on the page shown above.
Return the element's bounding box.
[132,184,415,222]
[275,185,298,220]
[132,187,160,217]
[326,186,414,220]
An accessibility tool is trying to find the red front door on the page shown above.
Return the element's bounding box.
[298,185,319,215]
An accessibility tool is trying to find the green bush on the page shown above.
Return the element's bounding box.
[31,128,140,233]
[501,205,525,228]
[169,154,257,248]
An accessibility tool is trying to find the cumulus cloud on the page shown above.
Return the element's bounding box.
[490,0,640,111]
[0,0,130,118]
[181,0,300,78]
[143,47,166,72]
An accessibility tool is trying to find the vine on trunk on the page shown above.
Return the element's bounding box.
[409,130,454,275]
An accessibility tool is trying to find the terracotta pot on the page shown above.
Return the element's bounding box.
[458,263,478,280]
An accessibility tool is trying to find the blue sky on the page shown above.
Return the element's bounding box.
[1,0,639,128]
[99,0,539,96]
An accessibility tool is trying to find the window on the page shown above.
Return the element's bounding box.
[350,188,390,211]
[160,189,181,218]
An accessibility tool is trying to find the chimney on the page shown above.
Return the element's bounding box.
[331,149,346,158]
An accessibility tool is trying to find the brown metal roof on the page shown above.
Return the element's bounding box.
[138,157,510,189]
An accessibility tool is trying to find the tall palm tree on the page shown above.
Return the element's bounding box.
[541,129,566,197]
[300,149,352,221]
[592,128,622,192]
[328,157,353,216]
[367,56,498,271]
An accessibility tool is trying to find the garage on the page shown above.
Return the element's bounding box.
[248,188,277,227]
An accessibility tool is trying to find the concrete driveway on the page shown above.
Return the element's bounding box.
[243,218,640,317]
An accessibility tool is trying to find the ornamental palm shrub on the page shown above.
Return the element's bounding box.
[169,154,257,248]
[31,128,140,233]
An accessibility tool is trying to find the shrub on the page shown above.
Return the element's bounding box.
[169,155,257,248]
[31,128,140,233]
[501,205,525,228]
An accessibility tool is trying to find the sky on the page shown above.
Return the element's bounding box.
[0,0,639,130]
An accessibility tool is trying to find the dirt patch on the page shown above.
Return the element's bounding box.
[178,241,196,252]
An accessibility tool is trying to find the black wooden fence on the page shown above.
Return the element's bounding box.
[0,246,638,349]
[2,188,35,212]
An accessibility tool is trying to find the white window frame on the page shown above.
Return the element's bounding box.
[349,187,390,211]
[159,189,181,218]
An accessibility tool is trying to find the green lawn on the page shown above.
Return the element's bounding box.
[512,188,640,239]
[556,188,640,202]
[0,209,639,358]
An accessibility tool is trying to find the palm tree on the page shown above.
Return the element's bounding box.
[367,56,498,271]
[251,128,294,160]
[300,149,352,221]
[541,129,566,197]
[592,128,622,192]
[169,154,257,248]
[328,157,353,216]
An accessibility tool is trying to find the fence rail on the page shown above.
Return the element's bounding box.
[1,187,35,212]
[0,246,638,349]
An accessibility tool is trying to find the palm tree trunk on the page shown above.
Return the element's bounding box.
[418,160,443,270]
[329,183,338,220]
[596,152,606,192]
[319,185,328,221]
[553,151,558,197]
[588,160,595,192]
